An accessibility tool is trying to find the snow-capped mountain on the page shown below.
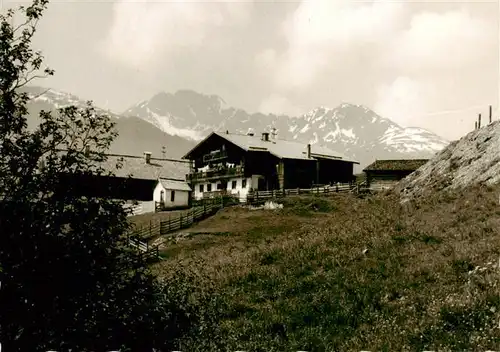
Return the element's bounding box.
[124,91,449,169]
[22,86,196,159]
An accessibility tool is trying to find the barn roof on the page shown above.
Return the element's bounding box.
[98,154,190,181]
[52,149,191,181]
[363,159,429,172]
[158,178,192,191]
[182,131,359,164]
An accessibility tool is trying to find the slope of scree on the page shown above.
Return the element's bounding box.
[396,120,500,202]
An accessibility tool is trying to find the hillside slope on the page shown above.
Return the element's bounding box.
[154,190,500,351]
[124,91,449,169]
[23,86,195,158]
[397,120,500,201]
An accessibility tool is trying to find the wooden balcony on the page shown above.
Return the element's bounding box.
[187,165,245,182]
[202,150,228,163]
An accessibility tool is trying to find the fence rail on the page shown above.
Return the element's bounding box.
[125,182,371,257]
[123,201,155,217]
[159,198,223,235]
[126,234,160,261]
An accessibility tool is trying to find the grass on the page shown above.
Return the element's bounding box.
[152,184,500,351]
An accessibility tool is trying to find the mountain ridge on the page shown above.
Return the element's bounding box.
[22,86,196,159]
[123,90,449,169]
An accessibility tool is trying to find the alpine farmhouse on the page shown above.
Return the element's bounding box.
[182,131,359,201]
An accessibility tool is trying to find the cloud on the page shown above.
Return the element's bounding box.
[101,0,253,69]
[373,76,430,127]
[259,94,305,117]
[384,9,496,73]
[256,0,497,140]
[268,0,406,90]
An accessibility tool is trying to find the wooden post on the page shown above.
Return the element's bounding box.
[180,213,183,229]
[336,184,339,192]
[475,121,478,130]
[478,113,482,128]
[149,221,152,237]
[489,105,493,123]
[297,187,300,195]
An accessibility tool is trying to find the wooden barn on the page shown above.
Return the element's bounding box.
[182,131,359,201]
[153,177,192,211]
[363,159,429,191]
[54,151,191,201]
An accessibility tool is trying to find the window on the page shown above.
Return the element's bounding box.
[207,184,212,192]
[170,190,175,202]
[199,184,204,192]
[217,183,223,190]
[242,179,247,188]
[231,180,237,189]
[160,190,164,202]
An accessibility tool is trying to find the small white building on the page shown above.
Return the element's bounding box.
[153,178,192,210]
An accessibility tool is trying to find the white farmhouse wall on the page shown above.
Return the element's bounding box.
[153,183,190,208]
[226,177,250,201]
[192,177,252,201]
[251,175,265,190]
[153,183,165,203]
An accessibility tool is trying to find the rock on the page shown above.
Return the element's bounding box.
[396,120,500,202]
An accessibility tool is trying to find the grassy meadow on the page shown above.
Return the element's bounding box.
[146,185,500,351]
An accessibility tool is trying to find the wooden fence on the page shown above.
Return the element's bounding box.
[123,201,155,217]
[125,182,370,257]
[245,183,362,204]
[126,233,160,261]
[159,197,223,235]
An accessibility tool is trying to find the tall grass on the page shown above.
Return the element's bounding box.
[154,185,500,351]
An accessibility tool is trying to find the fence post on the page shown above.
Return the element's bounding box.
[297,187,300,195]
[180,213,183,228]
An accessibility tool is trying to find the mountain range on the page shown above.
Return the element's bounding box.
[23,86,450,170]
[123,90,449,169]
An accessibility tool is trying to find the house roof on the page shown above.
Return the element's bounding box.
[363,159,429,172]
[182,131,359,164]
[98,153,190,181]
[52,149,191,181]
[158,178,192,191]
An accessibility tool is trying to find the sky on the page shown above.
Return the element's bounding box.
[5,0,500,141]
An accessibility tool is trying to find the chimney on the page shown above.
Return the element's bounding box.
[307,143,311,158]
[271,127,277,139]
[226,130,229,134]
[475,121,478,130]
[144,151,152,164]
[261,132,270,142]
[489,105,492,123]
[478,113,482,128]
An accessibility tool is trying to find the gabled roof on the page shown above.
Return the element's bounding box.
[182,131,359,164]
[363,159,429,172]
[52,149,190,181]
[99,154,190,181]
[158,178,192,191]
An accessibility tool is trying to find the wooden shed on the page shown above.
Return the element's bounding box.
[363,159,429,191]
